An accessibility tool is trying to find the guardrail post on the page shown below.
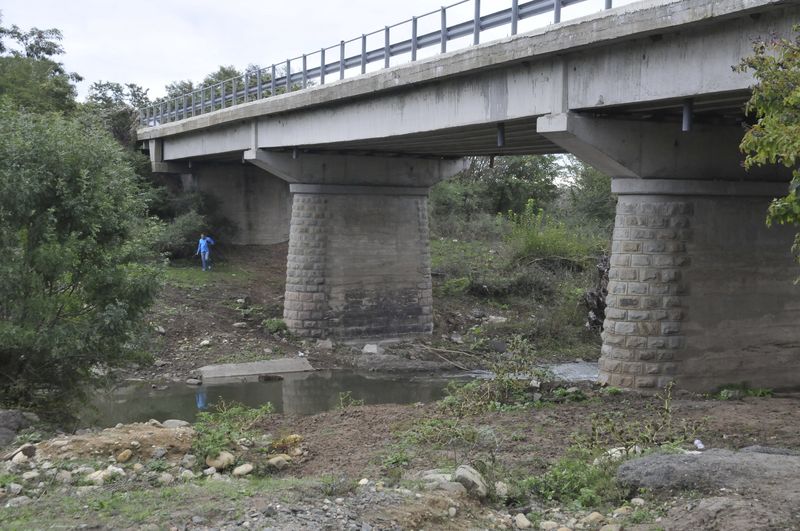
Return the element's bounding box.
[411,17,418,61]
[473,0,481,45]
[302,54,307,88]
[511,0,519,35]
[271,64,276,96]
[200,88,205,114]
[320,48,326,84]
[384,27,390,68]
[554,0,562,23]
[244,74,249,102]
[232,78,238,105]
[182,94,187,118]
[221,82,226,109]
[440,7,447,53]
[605,0,612,8]
[361,34,367,74]
[339,41,345,80]
[286,59,292,92]
[257,69,263,99]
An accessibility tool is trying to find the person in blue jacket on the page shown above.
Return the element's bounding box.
[195,233,215,271]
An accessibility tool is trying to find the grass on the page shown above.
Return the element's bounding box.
[163,260,254,288]
[0,477,310,529]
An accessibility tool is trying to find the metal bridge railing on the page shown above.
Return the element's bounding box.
[139,0,615,127]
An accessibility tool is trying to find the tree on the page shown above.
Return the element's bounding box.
[739,27,800,262]
[0,101,161,408]
[0,17,81,113]
[84,80,150,149]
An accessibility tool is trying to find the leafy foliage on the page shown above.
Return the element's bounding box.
[738,27,800,263]
[0,102,161,408]
[192,401,274,459]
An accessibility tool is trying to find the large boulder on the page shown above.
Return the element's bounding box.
[453,464,488,499]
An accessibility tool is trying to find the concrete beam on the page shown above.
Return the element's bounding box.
[537,113,793,181]
[243,149,467,186]
[151,161,191,174]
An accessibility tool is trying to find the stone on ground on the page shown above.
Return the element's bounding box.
[205,451,235,470]
[453,464,488,499]
[233,463,254,476]
[162,419,190,429]
[514,512,531,528]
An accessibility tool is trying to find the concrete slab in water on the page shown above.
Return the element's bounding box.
[198,358,314,380]
[547,362,599,382]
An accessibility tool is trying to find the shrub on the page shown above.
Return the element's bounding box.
[0,102,161,409]
[191,401,273,459]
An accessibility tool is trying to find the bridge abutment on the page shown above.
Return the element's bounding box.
[601,180,800,392]
[284,184,433,339]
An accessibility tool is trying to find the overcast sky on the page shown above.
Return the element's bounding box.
[1,0,638,101]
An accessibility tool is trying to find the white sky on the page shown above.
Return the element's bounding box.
[1,0,639,101]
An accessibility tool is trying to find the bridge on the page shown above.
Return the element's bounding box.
[138,0,800,392]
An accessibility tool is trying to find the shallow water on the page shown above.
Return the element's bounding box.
[82,370,457,428]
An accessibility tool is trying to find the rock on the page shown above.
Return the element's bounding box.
[3,443,36,462]
[86,465,125,485]
[233,322,248,329]
[11,452,28,464]
[192,515,206,524]
[74,466,95,475]
[361,344,384,355]
[116,449,133,463]
[580,512,605,526]
[181,454,197,468]
[55,470,73,484]
[233,463,254,477]
[146,419,163,427]
[599,525,622,531]
[267,454,292,470]
[613,505,632,516]
[180,469,195,480]
[316,339,334,350]
[556,528,572,531]
[487,339,507,353]
[487,315,508,324]
[539,521,559,530]
[631,497,646,506]
[5,495,31,508]
[153,325,166,335]
[358,477,370,486]
[154,359,169,367]
[40,461,54,470]
[158,472,174,485]
[0,410,30,447]
[132,463,144,472]
[206,451,235,470]
[495,481,509,498]
[130,440,141,449]
[453,464,488,499]
[200,339,212,347]
[565,386,580,394]
[162,419,190,429]
[185,378,202,386]
[203,466,216,476]
[151,447,167,459]
[448,506,457,517]
[514,513,532,529]
[8,483,23,495]
[436,481,468,497]
[617,448,800,494]
[21,471,39,481]
[450,333,464,344]
[529,379,542,390]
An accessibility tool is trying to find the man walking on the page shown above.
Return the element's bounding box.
[195,233,215,271]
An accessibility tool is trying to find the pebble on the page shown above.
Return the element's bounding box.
[116,449,133,463]
[133,463,144,472]
[266,455,290,470]
[203,467,216,476]
[631,497,646,506]
[199,339,211,347]
[21,471,39,481]
[581,512,605,526]
[55,470,73,484]
[181,454,197,468]
[539,521,559,530]
[206,451,236,470]
[180,469,195,480]
[514,513,531,529]
[151,447,168,459]
[162,419,190,429]
[233,322,248,328]
[233,463,254,477]
[448,507,457,517]
[5,495,31,508]
[358,478,370,486]
[158,472,174,485]
[599,526,622,531]
[8,483,23,495]
[186,378,201,385]
[613,506,632,516]
[11,452,28,464]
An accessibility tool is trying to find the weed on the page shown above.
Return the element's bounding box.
[712,383,773,400]
[336,391,365,410]
[147,459,169,472]
[263,318,288,335]
[192,401,274,459]
[319,474,355,496]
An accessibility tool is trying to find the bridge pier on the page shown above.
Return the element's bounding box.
[242,151,466,340]
[539,113,799,391]
[284,184,433,339]
[601,180,799,391]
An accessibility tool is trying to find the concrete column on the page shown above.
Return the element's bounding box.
[284,184,433,339]
[600,179,800,392]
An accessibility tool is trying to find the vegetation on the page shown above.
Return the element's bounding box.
[738,27,800,264]
[191,401,274,460]
[0,101,160,408]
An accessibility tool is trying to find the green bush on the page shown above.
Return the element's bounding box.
[154,210,207,258]
[0,101,161,409]
[263,318,288,335]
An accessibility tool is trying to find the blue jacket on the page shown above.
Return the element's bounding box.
[197,237,213,254]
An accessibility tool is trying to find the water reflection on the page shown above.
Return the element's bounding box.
[82,370,453,428]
